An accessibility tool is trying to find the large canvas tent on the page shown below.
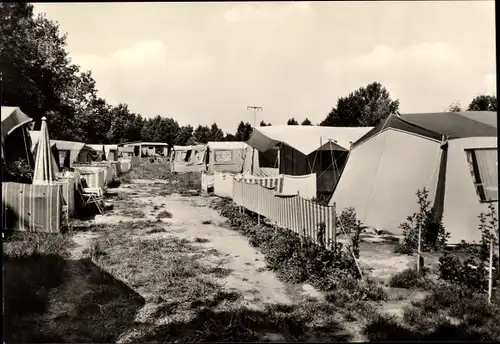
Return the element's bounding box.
[329,112,498,244]
[245,125,373,193]
[206,141,248,174]
[170,144,207,173]
[1,106,34,167]
[30,131,97,168]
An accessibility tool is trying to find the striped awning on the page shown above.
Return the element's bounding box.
[33,117,56,184]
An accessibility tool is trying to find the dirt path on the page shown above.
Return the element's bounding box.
[100,179,313,310]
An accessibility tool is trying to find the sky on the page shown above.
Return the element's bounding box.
[33,1,496,134]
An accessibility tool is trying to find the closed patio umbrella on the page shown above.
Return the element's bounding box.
[33,117,56,184]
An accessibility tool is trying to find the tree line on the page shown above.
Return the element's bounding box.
[1,3,496,146]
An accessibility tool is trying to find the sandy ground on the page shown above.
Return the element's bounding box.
[64,177,427,342]
[74,179,321,311]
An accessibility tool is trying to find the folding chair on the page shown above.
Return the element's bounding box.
[77,178,104,215]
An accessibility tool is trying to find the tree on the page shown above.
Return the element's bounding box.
[259,120,271,127]
[193,125,211,144]
[301,118,313,125]
[287,118,299,125]
[209,123,224,141]
[1,3,85,127]
[234,121,253,141]
[175,125,194,145]
[446,102,462,112]
[320,82,400,127]
[224,133,236,141]
[467,95,497,111]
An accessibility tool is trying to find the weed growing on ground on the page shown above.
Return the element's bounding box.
[146,227,167,234]
[438,204,499,295]
[3,232,73,259]
[389,267,434,290]
[194,237,210,243]
[395,188,450,255]
[213,199,385,303]
[157,210,173,219]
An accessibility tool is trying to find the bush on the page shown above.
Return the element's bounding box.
[403,283,500,341]
[213,200,387,303]
[5,158,33,183]
[389,267,434,290]
[395,188,450,255]
[438,204,499,294]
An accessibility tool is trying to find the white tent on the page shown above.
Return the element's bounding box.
[245,125,373,193]
[171,144,207,173]
[206,141,248,174]
[330,112,498,244]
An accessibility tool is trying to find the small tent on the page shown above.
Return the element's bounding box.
[1,106,35,168]
[30,131,96,168]
[171,144,207,173]
[245,125,373,194]
[329,111,498,244]
[103,144,119,161]
[206,141,248,174]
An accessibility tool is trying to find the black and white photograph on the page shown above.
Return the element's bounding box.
[1,1,498,342]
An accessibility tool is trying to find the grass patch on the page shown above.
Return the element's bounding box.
[194,237,210,243]
[127,209,146,218]
[201,219,213,225]
[157,210,173,219]
[146,227,167,234]
[3,231,73,259]
[389,267,434,290]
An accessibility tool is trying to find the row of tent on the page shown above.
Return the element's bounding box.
[235,111,497,244]
[1,107,132,233]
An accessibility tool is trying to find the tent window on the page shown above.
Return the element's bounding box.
[465,148,498,203]
[177,151,187,161]
[214,150,232,162]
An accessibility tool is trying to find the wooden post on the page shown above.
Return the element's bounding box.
[333,202,337,246]
[488,234,494,304]
[417,220,422,273]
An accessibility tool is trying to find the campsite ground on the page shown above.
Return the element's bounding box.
[3,161,499,342]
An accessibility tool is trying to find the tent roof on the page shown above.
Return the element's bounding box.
[246,125,373,155]
[87,144,105,151]
[207,141,249,150]
[173,144,206,151]
[400,111,497,138]
[118,146,135,153]
[1,106,33,138]
[104,144,118,150]
[140,142,168,146]
[353,111,498,148]
[52,140,92,153]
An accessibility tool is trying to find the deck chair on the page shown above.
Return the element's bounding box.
[77,178,104,215]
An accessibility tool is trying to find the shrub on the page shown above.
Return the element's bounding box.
[395,188,450,255]
[363,314,414,341]
[405,283,500,341]
[337,207,357,234]
[5,158,33,183]
[389,267,433,290]
[214,200,365,297]
[438,204,499,294]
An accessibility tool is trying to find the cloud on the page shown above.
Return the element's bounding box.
[224,2,312,23]
[324,42,496,112]
[72,41,215,119]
